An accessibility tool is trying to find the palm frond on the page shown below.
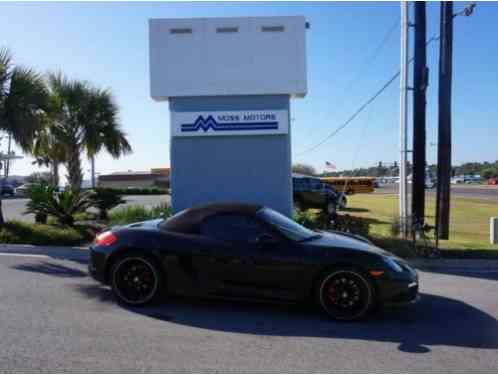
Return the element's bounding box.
[0,47,13,97]
[2,66,49,151]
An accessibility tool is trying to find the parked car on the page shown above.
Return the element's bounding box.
[89,202,419,321]
[1,184,15,197]
[292,174,346,215]
[451,176,465,184]
[488,177,498,186]
[14,183,36,197]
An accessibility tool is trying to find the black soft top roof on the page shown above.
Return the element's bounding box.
[160,202,263,234]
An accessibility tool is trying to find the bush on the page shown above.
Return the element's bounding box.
[24,182,56,224]
[293,209,321,230]
[25,189,95,227]
[0,220,89,246]
[293,209,370,238]
[108,203,172,225]
[331,214,370,238]
[91,188,126,220]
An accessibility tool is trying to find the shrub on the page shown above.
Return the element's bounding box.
[293,209,321,230]
[108,203,172,225]
[0,220,88,246]
[293,209,371,238]
[24,182,56,224]
[331,214,370,238]
[91,188,126,220]
[25,189,95,227]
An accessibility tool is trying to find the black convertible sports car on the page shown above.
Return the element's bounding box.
[89,203,418,321]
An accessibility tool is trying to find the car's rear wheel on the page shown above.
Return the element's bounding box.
[326,201,337,215]
[111,255,162,306]
[316,268,374,321]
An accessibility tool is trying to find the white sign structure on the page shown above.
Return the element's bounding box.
[171,110,289,137]
[149,16,307,100]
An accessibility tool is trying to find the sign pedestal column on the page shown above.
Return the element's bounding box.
[169,94,293,216]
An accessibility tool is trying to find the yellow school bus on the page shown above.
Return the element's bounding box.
[320,177,375,195]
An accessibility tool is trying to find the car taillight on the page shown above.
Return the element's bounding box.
[95,231,118,246]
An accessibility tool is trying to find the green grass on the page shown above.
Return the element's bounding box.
[0,220,91,246]
[346,193,498,252]
[108,203,172,225]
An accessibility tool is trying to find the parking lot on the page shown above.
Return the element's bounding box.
[1,247,497,371]
[0,195,170,222]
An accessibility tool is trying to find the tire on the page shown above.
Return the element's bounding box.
[316,268,374,321]
[325,201,337,215]
[111,255,162,306]
[338,194,347,209]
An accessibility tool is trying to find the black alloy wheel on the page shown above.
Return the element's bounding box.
[317,269,374,321]
[111,256,161,306]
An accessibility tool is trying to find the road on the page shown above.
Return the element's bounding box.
[0,195,170,222]
[0,248,497,371]
[375,183,498,200]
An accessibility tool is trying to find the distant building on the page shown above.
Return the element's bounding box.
[98,168,170,189]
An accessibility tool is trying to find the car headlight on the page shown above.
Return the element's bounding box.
[383,257,404,273]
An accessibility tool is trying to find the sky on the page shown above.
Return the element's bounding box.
[0,1,497,181]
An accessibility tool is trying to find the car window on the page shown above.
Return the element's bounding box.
[258,207,316,242]
[200,214,266,243]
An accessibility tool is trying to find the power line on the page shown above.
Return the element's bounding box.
[296,34,440,157]
[299,20,399,144]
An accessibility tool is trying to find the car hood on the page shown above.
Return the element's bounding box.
[307,231,392,257]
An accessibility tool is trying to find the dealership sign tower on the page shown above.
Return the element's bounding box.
[149,16,307,215]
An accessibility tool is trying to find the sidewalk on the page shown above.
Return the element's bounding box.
[410,257,498,271]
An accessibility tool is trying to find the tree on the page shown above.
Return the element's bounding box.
[0,47,49,224]
[292,163,317,176]
[482,168,497,180]
[45,73,132,192]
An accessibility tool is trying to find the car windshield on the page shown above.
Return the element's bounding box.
[258,207,318,242]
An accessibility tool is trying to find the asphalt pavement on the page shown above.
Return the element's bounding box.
[0,195,170,222]
[0,247,497,371]
[375,183,498,200]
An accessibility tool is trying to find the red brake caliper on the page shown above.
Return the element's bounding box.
[327,285,338,303]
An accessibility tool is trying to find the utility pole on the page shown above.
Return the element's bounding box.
[399,1,409,238]
[412,1,428,229]
[436,1,454,240]
[435,2,476,240]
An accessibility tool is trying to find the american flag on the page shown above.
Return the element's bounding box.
[325,161,336,170]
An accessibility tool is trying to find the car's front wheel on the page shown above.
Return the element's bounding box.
[111,255,162,306]
[316,268,374,321]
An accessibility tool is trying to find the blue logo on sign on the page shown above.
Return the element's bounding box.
[181,115,278,133]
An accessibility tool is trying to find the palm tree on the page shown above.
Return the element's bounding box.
[46,73,132,192]
[0,47,49,225]
[31,124,65,187]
